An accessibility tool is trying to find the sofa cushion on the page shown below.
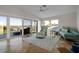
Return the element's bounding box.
[72,31,79,36]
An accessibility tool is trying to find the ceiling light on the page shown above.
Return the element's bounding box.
[40,5,49,12]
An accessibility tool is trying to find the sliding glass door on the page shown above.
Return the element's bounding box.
[10,17,22,37]
[32,21,38,33]
[0,16,38,39]
[23,19,31,35]
[0,16,7,39]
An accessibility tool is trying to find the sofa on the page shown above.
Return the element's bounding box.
[59,26,79,42]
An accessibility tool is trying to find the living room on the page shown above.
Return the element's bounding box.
[0,5,79,53]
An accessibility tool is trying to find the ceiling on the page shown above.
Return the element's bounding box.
[0,5,77,19]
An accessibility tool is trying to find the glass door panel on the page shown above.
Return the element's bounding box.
[23,20,31,35]
[10,17,22,37]
[32,21,38,33]
[0,16,7,39]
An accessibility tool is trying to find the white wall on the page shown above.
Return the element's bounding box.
[59,12,77,29]
[42,12,77,29]
[77,7,79,31]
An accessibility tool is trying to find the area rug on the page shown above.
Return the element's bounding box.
[24,35,59,51]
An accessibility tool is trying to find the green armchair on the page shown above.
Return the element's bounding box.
[36,26,48,38]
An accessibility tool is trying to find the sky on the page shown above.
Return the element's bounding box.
[0,16,7,26]
[0,16,31,26]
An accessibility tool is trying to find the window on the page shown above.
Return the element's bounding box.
[42,19,59,29]
[0,16,38,39]
[10,17,22,37]
[23,19,31,35]
[24,20,31,29]
[43,20,50,26]
[32,21,38,33]
[0,16,7,39]
[51,19,59,28]
[51,19,58,25]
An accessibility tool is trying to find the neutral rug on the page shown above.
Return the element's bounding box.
[24,35,59,51]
